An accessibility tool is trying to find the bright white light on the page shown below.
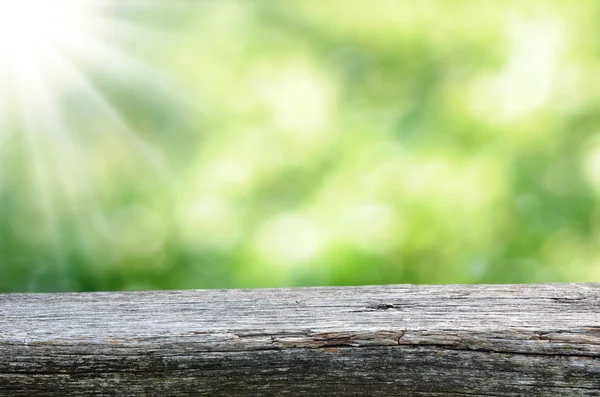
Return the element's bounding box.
[0,0,177,260]
[0,0,112,129]
[0,0,101,69]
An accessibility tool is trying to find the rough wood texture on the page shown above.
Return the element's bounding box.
[1,284,600,396]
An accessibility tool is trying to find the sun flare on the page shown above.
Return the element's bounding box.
[0,0,177,270]
[0,0,172,175]
[0,0,105,81]
[0,1,97,49]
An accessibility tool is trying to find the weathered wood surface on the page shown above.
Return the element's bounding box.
[1,284,600,396]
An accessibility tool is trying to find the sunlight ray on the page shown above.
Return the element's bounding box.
[55,24,182,103]
[12,51,70,289]
[33,86,112,250]
[0,0,183,271]
[55,54,168,173]
[38,49,125,245]
[0,0,191,286]
[45,46,184,210]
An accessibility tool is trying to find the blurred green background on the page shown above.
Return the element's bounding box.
[1,0,600,292]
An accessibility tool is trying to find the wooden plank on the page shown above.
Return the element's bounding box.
[1,283,600,396]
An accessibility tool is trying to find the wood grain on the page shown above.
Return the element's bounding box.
[1,284,600,396]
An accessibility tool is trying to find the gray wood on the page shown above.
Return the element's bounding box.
[1,284,600,396]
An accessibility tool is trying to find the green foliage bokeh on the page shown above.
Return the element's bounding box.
[2,1,600,291]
